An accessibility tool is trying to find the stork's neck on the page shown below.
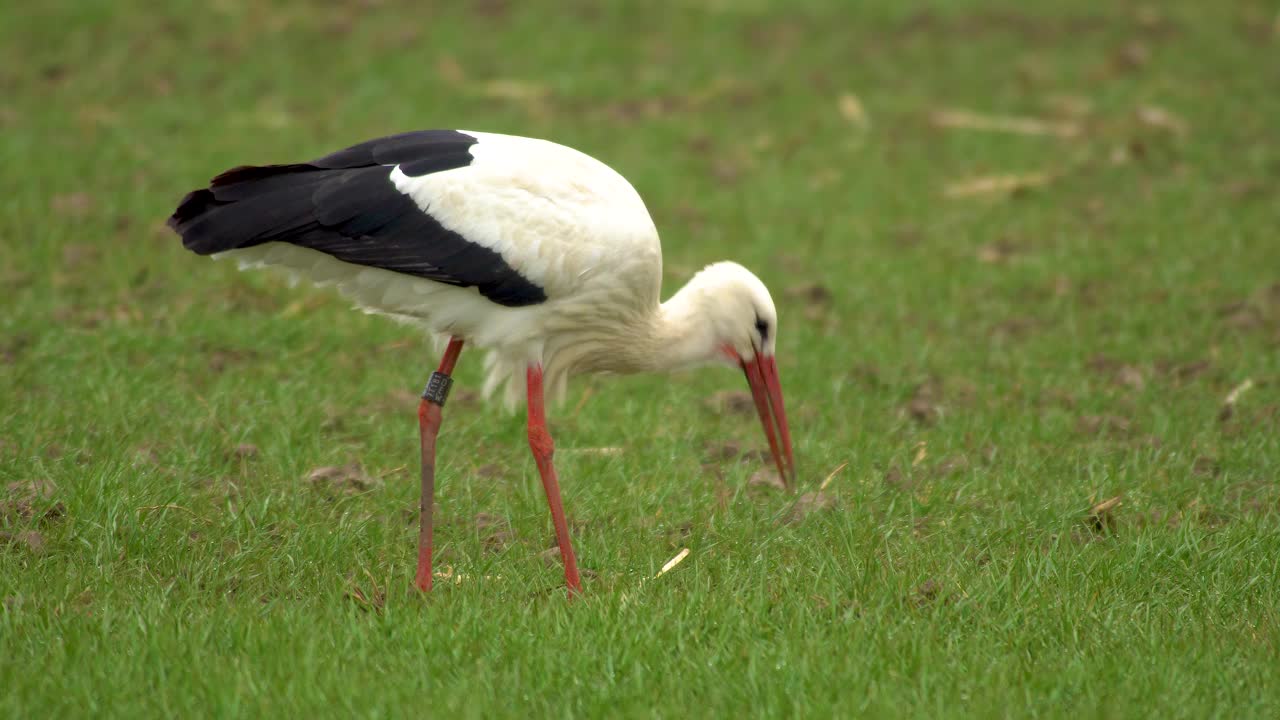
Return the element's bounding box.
[550,261,771,380]
[612,285,722,374]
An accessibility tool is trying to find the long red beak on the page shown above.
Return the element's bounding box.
[741,350,796,489]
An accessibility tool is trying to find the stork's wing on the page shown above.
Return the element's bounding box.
[168,130,547,307]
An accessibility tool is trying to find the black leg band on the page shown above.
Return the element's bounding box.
[422,371,454,406]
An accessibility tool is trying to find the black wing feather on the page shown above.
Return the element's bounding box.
[168,130,547,307]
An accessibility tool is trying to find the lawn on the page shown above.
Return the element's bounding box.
[2,0,1279,717]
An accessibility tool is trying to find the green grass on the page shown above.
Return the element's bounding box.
[3,0,1280,716]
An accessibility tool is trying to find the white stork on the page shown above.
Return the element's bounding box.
[168,129,794,595]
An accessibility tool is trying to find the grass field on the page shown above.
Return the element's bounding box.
[3,0,1280,716]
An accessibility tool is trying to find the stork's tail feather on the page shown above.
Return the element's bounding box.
[167,163,333,256]
[167,188,226,252]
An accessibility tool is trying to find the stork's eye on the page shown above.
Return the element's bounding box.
[754,315,770,341]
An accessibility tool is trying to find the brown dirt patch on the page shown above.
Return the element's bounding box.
[784,491,837,524]
[0,530,46,554]
[304,463,382,497]
[704,390,755,416]
[748,468,787,491]
[2,479,63,525]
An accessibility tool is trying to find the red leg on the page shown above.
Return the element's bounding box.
[526,365,583,595]
[415,337,465,592]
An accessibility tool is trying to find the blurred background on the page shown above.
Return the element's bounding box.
[5,0,1275,460]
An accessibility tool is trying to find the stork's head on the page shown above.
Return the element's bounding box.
[668,261,795,488]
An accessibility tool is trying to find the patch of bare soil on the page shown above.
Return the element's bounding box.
[883,466,916,493]
[703,390,755,416]
[1075,413,1134,439]
[304,463,382,498]
[702,441,770,466]
[473,513,515,553]
[784,491,837,525]
[2,479,64,525]
[909,578,956,608]
[0,530,45,554]
[1086,354,1147,391]
[747,468,787,491]
[785,283,834,320]
[904,377,945,425]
